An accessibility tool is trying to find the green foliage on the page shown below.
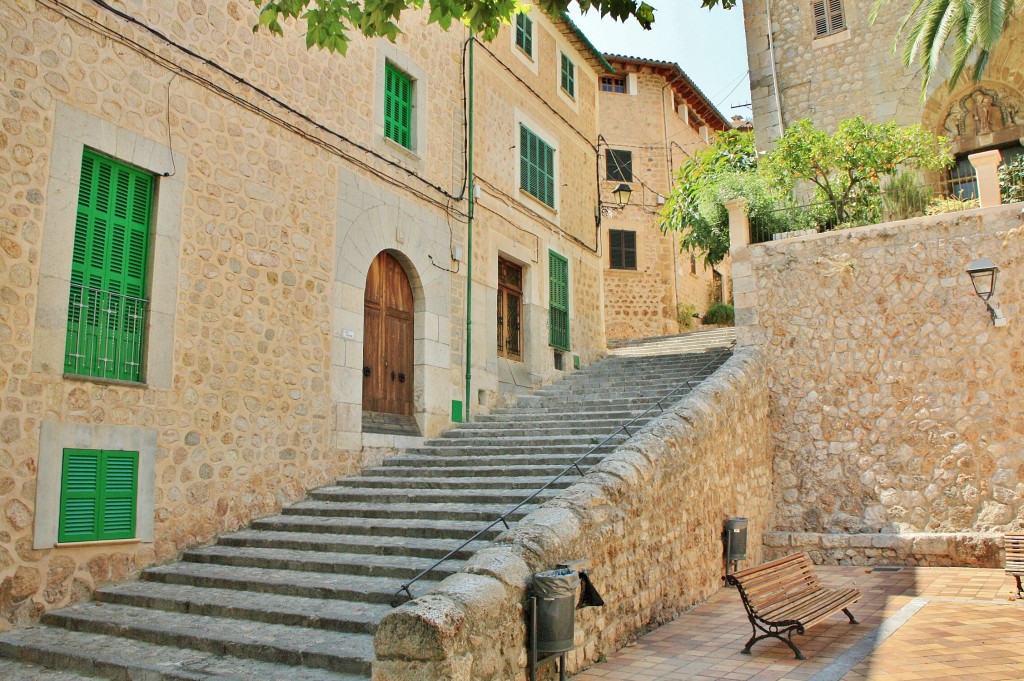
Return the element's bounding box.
[661,130,759,268]
[676,302,698,330]
[925,195,979,214]
[999,155,1024,204]
[873,0,1021,97]
[703,302,734,326]
[761,117,951,225]
[251,0,658,53]
[881,171,933,221]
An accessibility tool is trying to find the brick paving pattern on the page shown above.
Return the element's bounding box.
[573,566,1023,681]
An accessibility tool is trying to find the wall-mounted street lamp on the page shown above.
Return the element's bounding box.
[612,183,633,207]
[965,257,1007,326]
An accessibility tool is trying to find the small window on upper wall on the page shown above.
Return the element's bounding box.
[515,12,533,58]
[560,53,575,98]
[384,62,414,149]
[606,149,633,182]
[520,124,556,208]
[609,230,637,270]
[812,0,846,37]
[601,76,626,93]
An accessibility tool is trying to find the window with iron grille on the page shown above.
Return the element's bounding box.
[548,251,569,351]
[515,12,533,58]
[609,230,637,270]
[384,62,413,149]
[606,149,633,182]
[520,124,556,208]
[58,448,138,543]
[497,258,524,361]
[812,0,846,37]
[601,77,626,93]
[65,149,152,383]
[560,53,575,98]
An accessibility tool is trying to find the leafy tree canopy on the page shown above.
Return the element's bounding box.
[252,0,729,53]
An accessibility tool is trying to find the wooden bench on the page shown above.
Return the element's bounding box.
[725,552,861,660]
[1006,534,1024,598]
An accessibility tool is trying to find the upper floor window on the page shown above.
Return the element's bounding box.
[609,230,637,270]
[601,77,626,93]
[520,124,556,208]
[515,12,534,58]
[606,149,633,182]
[65,150,152,383]
[560,53,576,98]
[384,62,414,149]
[812,0,846,37]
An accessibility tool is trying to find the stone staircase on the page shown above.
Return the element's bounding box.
[0,328,735,680]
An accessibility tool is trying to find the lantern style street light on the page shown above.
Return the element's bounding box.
[612,183,633,207]
[965,257,1007,326]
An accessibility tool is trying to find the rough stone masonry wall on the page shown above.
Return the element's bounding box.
[735,205,1024,567]
[372,348,772,680]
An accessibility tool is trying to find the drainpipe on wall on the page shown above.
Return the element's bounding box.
[464,35,475,422]
[765,0,785,140]
[661,77,684,325]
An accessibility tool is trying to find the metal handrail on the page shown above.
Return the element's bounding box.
[392,339,737,605]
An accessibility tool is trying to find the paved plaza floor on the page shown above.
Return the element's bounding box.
[573,566,1024,681]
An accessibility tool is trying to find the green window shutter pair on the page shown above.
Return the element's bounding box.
[560,54,575,98]
[384,63,413,149]
[515,13,533,57]
[65,150,153,383]
[519,125,556,208]
[549,251,570,351]
[58,449,138,543]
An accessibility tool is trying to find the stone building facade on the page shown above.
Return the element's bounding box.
[0,0,620,628]
[598,56,732,341]
[742,0,1024,172]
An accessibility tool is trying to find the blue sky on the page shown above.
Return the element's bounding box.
[566,0,751,122]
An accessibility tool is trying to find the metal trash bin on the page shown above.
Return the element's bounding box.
[724,517,749,562]
[532,567,580,654]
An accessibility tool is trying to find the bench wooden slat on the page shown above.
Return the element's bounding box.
[727,552,859,660]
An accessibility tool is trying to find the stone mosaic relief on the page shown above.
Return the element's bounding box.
[942,86,1024,138]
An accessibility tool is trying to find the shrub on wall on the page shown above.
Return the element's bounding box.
[704,302,734,326]
[1000,156,1024,204]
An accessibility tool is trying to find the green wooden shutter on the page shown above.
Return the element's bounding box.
[560,54,575,98]
[59,449,101,543]
[58,449,138,543]
[515,13,533,57]
[384,63,413,149]
[65,150,152,382]
[100,450,138,540]
[519,125,555,208]
[549,251,569,350]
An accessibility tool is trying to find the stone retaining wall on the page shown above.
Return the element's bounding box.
[372,347,773,680]
[736,205,1024,561]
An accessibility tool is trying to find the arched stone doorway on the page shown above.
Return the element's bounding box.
[362,251,415,419]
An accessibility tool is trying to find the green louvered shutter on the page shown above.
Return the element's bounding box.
[515,13,533,57]
[519,125,555,208]
[65,150,152,382]
[100,450,138,540]
[58,449,138,543]
[549,251,569,350]
[384,63,413,149]
[58,449,101,543]
[560,54,575,98]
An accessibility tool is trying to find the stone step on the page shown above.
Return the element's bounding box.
[374,443,617,458]
[358,464,590,479]
[40,602,374,675]
[182,545,466,580]
[420,433,628,448]
[381,452,609,468]
[143,562,440,605]
[0,624,369,680]
[0,659,100,681]
[282,500,534,523]
[96,581,390,634]
[218,529,492,559]
[250,514,506,540]
[528,373,718,396]
[330,475,575,490]
[438,420,655,437]
[308,487,561,506]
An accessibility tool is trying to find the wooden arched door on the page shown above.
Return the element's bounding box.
[362,252,414,416]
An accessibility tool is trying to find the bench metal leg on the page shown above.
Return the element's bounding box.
[741,621,807,660]
[842,608,858,625]
[1015,575,1023,599]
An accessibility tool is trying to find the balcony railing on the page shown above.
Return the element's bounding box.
[64,283,148,383]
